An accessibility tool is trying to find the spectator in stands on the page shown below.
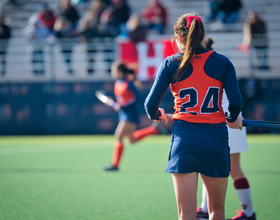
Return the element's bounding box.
[242,11,269,70]
[0,16,11,75]
[100,0,111,7]
[23,14,50,75]
[58,0,80,29]
[97,9,119,73]
[217,0,242,24]
[78,15,99,74]
[120,14,148,43]
[78,1,119,75]
[111,0,130,31]
[207,0,220,22]
[81,0,106,32]
[140,0,167,35]
[37,2,56,31]
[97,9,119,38]
[9,0,21,6]
[78,18,97,40]
[54,16,75,74]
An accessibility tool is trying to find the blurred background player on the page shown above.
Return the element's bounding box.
[104,61,163,171]
[197,37,256,220]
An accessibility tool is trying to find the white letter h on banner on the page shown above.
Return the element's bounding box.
[136,42,164,81]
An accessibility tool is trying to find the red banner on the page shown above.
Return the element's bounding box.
[118,39,176,81]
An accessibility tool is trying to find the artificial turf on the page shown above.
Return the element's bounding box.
[0,134,279,220]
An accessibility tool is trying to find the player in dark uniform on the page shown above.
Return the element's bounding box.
[104,61,160,171]
[145,14,243,220]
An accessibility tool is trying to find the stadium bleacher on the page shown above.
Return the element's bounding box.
[0,0,279,82]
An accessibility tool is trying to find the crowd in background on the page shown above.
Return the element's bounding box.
[22,0,168,42]
[0,0,270,75]
[18,0,168,74]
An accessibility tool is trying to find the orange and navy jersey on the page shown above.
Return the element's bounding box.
[114,77,140,107]
[171,51,225,123]
[145,46,242,123]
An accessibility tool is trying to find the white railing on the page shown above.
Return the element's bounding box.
[0,37,116,83]
[0,33,279,84]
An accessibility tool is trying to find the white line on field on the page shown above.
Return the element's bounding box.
[0,142,113,154]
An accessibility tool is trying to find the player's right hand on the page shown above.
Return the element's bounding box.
[159,108,168,124]
[227,115,243,130]
[112,102,120,112]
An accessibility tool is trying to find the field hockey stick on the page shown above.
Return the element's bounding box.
[242,119,280,130]
[95,90,120,110]
[159,109,280,130]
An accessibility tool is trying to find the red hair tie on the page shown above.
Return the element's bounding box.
[186,16,201,28]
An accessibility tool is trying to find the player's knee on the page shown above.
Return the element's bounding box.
[114,134,122,142]
[230,169,245,180]
[129,139,137,144]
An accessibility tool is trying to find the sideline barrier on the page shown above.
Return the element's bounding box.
[0,79,279,135]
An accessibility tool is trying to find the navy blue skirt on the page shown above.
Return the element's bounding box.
[166,120,230,177]
[118,104,140,124]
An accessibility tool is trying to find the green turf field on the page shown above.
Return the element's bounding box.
[0,134,279,220]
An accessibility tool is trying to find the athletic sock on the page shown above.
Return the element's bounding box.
[132,125,159,142]
[234,178,254,217]
[200,184,208,213]
[112,142,124,168]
